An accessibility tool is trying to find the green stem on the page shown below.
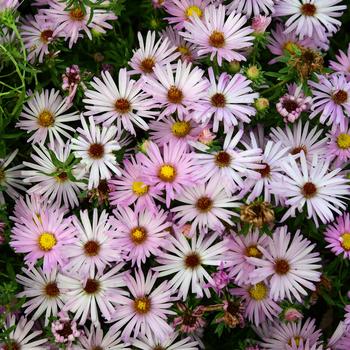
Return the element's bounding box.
[260,78,291,96]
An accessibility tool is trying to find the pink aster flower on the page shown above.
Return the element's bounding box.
[40,1,117,48]
[252,15,272,33]
[324,213,350,259]
[129,30,180,75]
[110,269,175,341]
[249,226,322,302]
[10,207,76,272]
[62,64,81,105]
[16,89,80,145]
[171,177,241,235]
[143,60,208,120]
[138,140,197,207]
[274,0,346,41]
[327,122,350,167]
[276,84,312,123]
[228,0,275,17]
[205,263,231,295]
[51,311,82,346]
[330,44,350,75]
[0,0,18,10]
[83,68,157,133]
[193,68,258,132]
[181,4,255,65]
[284,308,303,322]
[226,229,269,285]
[271,152,350,226]
[109,205,170,267]
[309,74,350,129]
[231,282,282,326]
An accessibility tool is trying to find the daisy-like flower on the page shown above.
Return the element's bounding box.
[78,325,130,350]
[138,140,197,208]
[0,315,47,350]
[271,152,350,226]
[129,31,180,75]
[132,331,199,350]
[16,267,64,325]
[17,89,80,145]
[226,229,269,285]
[309,74,350,128]
[269,120,327,162]
[108,156,162,211]
[171,178,241,235]
[60,263,127,325]
[0,149,25,204]
[181,4,255,66]
[109,206,170,267]
[40,1,117,48]
[10,207,76,272]
[71,116,121,189]
[110,269,175,341]
[143,60,208,120]
[274,0,346,41]
[149,116,203,150]
[330,44,350,75]
[276,84,312,123]
[64,209,122,275]
[249,226,322,302]
[20,15,56,63]
[228,0,275,17]
[191,129,263,193]
[324,213,350,259]
[154,231,227,300]
[260,318,321,350]
[83,68,157,133]
[163,0,213,30]
[22,143,87,209]
[231,282,282,326]
[327,122,350,167]
[194,68,258,132]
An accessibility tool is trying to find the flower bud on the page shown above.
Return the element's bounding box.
[255,97,269,112]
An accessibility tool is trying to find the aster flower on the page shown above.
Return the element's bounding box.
[138,140,197,207]
[226,229,269,285]
[0,315,47,350]
[274,0,346,41]
[17,89,80,145]
[194,68,258,132]
[240,201,275,228]
[78,325,130,350]
[143,60,208,119]
[181,4,255,66]
[83,68,157,133]
[269,120,327,162]
[327,122,350,167]
[154,231,227,300]
[51,311,82,346]
[62,64,81,105]
[22,143,87,209]
[171,177,241,235]
[16,266,64,325]
[132,331,198,350]
[0,149,25,204]
[109,205,170,267]
[330,44,350,75]
[129,30,180,75]
[228,0,275,17]
[309,73,350,128]
[110,269,175,341]
[252,15,272,34]
[71,116,121,189]
[64,209,122,275]
[271,152,350,225]
[190,129,263,192]
[41,1,117,48]
[60,263,127,325]
[249,226,322,302]
[231,282,282,326]
[259,318,321,350]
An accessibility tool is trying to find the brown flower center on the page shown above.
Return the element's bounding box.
[196,196,213,212]
[257,162,270,178]
[140,57,155,73]
[98,179,109,195]
[84,279,100,294]
[130,227,147,244]
[57,321,73,338]
[115,98,131,114]
[84,240,100,256]
[302,182,317,198]
[153,346,166,350]
[274,259,290,275]
[3,342,21,350]
[56,171,68,183]
[88,143,104,159]
[167,85,183,104]
[40,30,53,44]
[215,151,231,167]
[209,31,225,48]
[282,99,299,113]
[211,93,226,107]
[38,110,55,127]
[301,3,316,16]
[332,90,348,105]
[70,8,85,21]
[134,296,151,314]
[290,145,307,155]
[91,347,103,350]
[44,282,60,297]
[184,252,201,269]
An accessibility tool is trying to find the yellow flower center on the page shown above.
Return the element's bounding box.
[37,110,55,127]
[245,245,262,258]
[283,41,298,54]
[130,227,147,244]
[158,164,176,182]
[185,5,202,18]
[132,181,149,196]
[38,232,56,251]
[248,282,268,301]
[171,121,191,138]
[134,297,151,314]
[178,46,190,55]
[289,337,302,347]
[341,233,350,251]
[337,133,350,149]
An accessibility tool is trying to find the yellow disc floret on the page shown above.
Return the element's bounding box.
[248,282,268,301]
[158,164,176,182]
[171,121,191,138]
[185,5,202,18]
[337,133,350,149]
[38,232,57,251]
[132,181,149,196]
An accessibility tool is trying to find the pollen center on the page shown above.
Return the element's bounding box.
[84,240,100,257]
[184,252,201,269]
[44,282,60,297]
[341,233,350,251]
[83,279,100,294]
[131,227,147,244]
[70,8,85,21]
[38,110,55,127]
[290,145,307,155]
[140,57,155,73]
[258,162,271,178]
[132,181,149,196]
[337,133,350,149]
[185,5,202,18]
[40,30,53,44]
[158,164,176,182]
[215,151,231,167]
[56,171,68,183]
[332,90,348,105]
[209,31,225,48]
[196,196,213,212]
[115,98,131,114]
[211,93,226,107]
[274,258,290,275]
[245,245,262,258]
[88,143,105,159]
[171,121,191,137]
[38,232,56,251]
[283,99,299,113]
[134,296,151,314]
[167,85,183,104]
[248,282,268,301]
[302,182,317,198]
[301,3,317,16]
[178,45,190,55]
